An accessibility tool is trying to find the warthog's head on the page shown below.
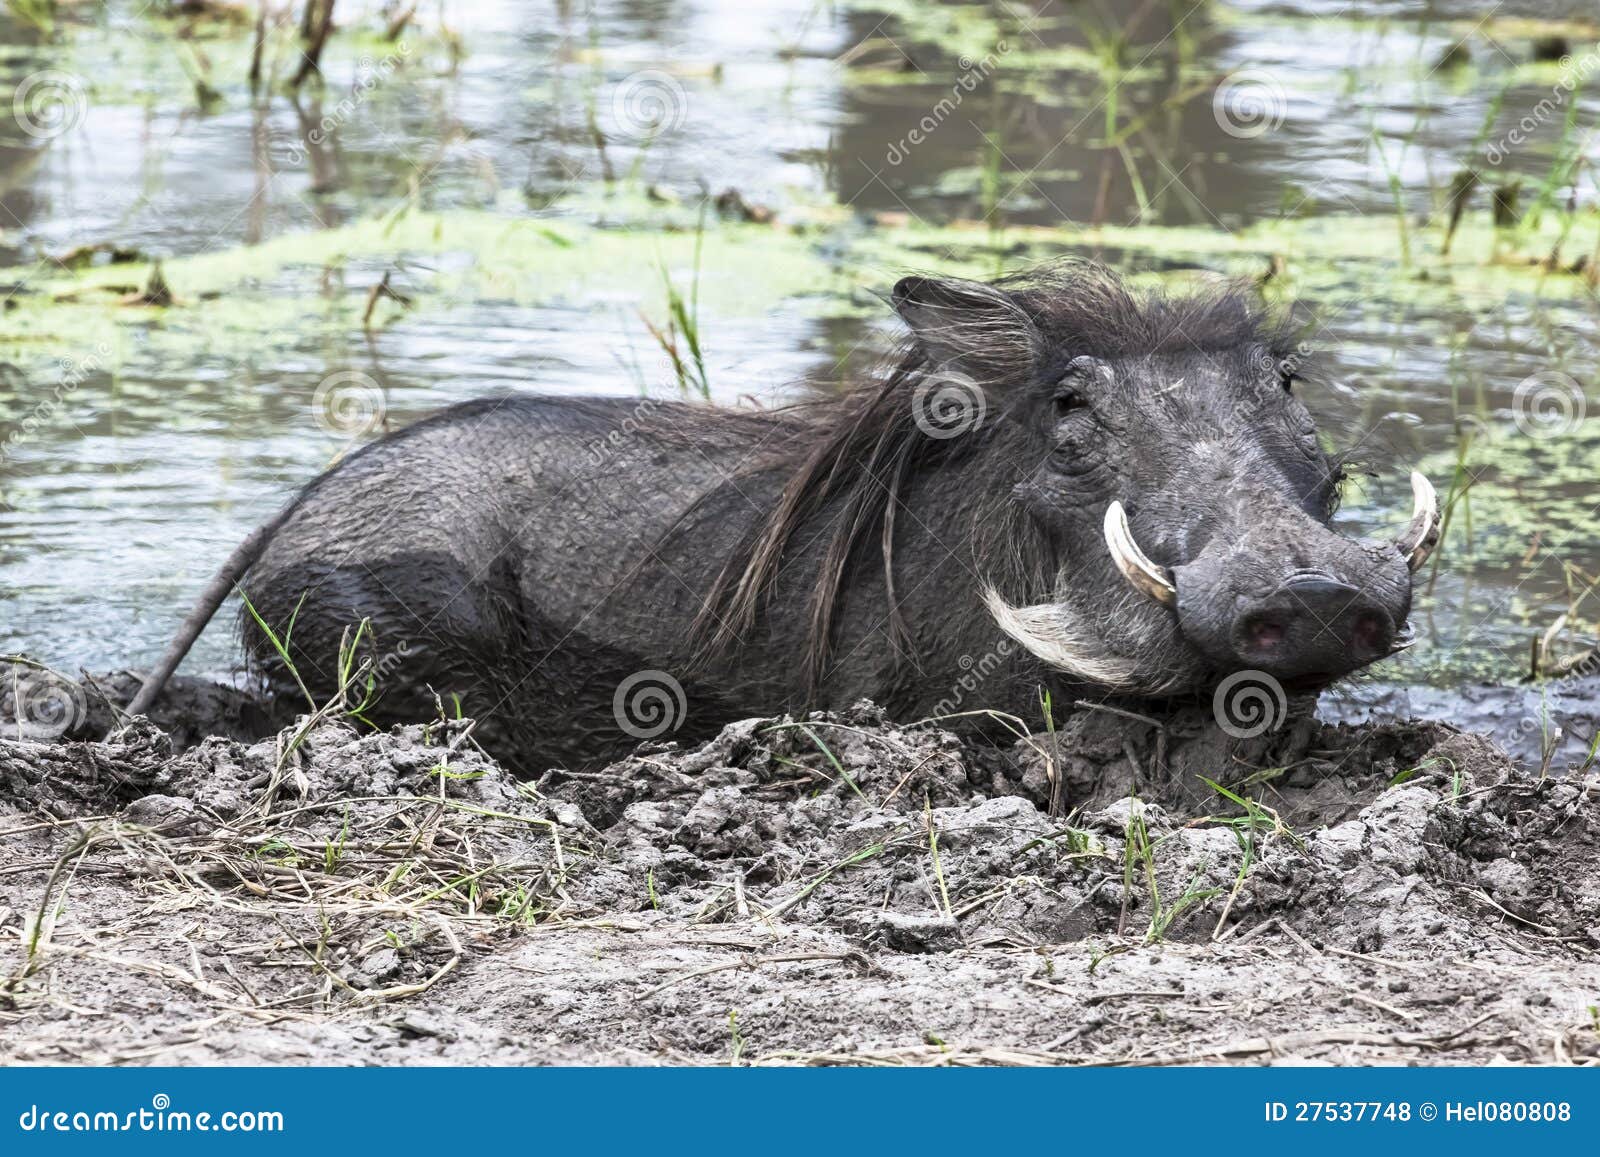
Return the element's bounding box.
[892,263,1438,695]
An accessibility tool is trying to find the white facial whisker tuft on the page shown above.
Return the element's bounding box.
[981,586,1188,693]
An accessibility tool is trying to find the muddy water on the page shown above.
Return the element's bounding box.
[0,0,1597,714]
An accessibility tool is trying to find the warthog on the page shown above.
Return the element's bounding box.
[129,261,1438,771]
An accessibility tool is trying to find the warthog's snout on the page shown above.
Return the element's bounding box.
[1230,571,1395,683]
[1105,472,1440,688]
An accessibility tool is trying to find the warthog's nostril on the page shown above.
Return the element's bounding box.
[1243,615,1286,652]
[1350,612,1385,656]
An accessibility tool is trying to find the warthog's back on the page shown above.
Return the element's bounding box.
[239,395,793,767]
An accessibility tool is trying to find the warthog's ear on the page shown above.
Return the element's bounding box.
[891,276,1040,383]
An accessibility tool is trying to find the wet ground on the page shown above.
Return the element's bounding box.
[1,678,1597,1065]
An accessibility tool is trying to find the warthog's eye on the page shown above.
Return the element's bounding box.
[1053,386,1087,418]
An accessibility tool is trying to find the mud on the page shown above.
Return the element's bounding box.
[1,676,1597,1066]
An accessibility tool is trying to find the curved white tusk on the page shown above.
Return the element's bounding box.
[1397,471,1441,573]
[1104,501,1177,607]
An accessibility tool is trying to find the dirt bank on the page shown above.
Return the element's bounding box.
[1,676,1597,1066]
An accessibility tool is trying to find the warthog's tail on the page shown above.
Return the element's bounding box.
[122,504,298,720]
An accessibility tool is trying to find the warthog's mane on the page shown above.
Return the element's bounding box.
[676,260,1307,696]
